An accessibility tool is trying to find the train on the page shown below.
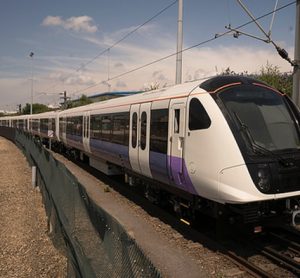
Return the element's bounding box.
[1,75,300,230]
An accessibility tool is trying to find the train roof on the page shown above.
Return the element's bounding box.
[59,79,207,116]
[2,75,273,120]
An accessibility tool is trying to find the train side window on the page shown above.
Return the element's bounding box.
[174,109,180,134]
[59,118,66,137]
[140,112,147,150]
[66,118,72,135]
[132,113,137,148]
[75,116,83,136]
[189,98,211,130]
[101,115,112,141]
[91,115,102,139]
[40,119,48,133]
[112,113,129,145]
[150,109,168,153]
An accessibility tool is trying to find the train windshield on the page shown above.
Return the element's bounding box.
[219,84,300,152]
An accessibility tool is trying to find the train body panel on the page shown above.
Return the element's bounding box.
[2,76,300,225]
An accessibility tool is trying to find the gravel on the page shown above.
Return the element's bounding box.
[0,137,67,278]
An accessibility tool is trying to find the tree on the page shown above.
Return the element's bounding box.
[256,63,292,96]
[220,64,293,96]
[70,94,93,108]
[22,103,51,114]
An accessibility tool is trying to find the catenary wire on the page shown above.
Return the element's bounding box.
[73,0,296,95]
[42,0,178,94]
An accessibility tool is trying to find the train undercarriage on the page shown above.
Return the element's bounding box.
[41,137,300,235]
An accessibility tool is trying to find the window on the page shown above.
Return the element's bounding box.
[66,116,83,136]
[150,109,168,153]
[74,117,83,136]
[101,115,112,141]
[32,119,39,131]
[174,109,180,134]
[59,118,66,137]
[112,113,129,145]
[18,120,24,130]
[91,115,102,139]
[132,113,137,148]
[140,112,147,150]
[40,119,48,133]
[219,85,300,151]
[189,98,211,130]
[49,119,55,134]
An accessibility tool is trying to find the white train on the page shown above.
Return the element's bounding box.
[1,75,300,228]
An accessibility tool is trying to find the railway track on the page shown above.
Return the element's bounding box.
[261,228,300,275]
[221,226,300,278]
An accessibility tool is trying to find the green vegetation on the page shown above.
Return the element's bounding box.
[22,103,53,114]
[69,94,93,108]
[222,63,293,96]
[255,63,292,96]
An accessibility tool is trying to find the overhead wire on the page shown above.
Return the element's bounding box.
[42,0,178,95]
[1,1,295,110]
[73,0,296,95]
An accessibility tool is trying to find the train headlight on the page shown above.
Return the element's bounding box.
[257,167,271,193]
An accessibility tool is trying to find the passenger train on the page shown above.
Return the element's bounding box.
[1,75,300,229]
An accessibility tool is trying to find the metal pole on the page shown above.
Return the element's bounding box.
[107,48,111,92]
[175,0,183,84]
[293,0,300,107]
[29,52,34,115]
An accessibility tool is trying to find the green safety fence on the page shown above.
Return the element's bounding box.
[1,129,161,278]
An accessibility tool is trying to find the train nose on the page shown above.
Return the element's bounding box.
[292,210,300,226]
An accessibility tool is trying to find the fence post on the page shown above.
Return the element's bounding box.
[32,166,37,188]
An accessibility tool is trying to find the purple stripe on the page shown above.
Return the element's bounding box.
[168,156,198,195]
[149,151,170,185]
[90,139,130,169]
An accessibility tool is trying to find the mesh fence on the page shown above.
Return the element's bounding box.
[2,129,161,278]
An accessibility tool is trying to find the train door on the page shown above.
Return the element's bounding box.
[129,103,152,178]
[83,112,91,153]
[168,99,187,185]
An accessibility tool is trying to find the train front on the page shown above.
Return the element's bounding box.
[202,76,300,226]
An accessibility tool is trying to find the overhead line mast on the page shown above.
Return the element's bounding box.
[175,0,183,84]
[292,0,300,107]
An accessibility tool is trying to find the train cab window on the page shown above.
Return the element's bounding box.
[174,109,180,134]
[189,98,211,130]
[132,113,137,148]
[150,109,168,153]
[140,112,147,150]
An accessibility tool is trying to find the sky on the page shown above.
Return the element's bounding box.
[0,0,297,111]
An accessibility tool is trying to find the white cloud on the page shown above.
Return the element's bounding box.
[42,15,98,33]
[64,75,96,86]
[0,37,294,109]
[115,80,127,88]
[42,16,63,27]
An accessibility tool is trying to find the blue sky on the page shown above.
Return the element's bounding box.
[0,0,296,111]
